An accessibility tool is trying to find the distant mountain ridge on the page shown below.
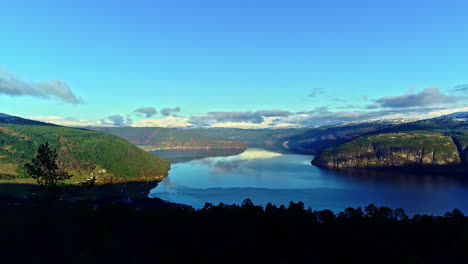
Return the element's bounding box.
[89,127,246,150]
[276,123,392,154]
[331,108,468,128]
[0,113,55,126]
[432,112,468,121]
[187,127,309,152]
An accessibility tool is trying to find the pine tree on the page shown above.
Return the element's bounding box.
[25,142,72,189]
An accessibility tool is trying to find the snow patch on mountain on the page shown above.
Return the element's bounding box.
[432,112,468,121]
[340,107,468,126]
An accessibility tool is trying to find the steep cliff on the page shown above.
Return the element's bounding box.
[312,131,462,168]
[451,131,468,164]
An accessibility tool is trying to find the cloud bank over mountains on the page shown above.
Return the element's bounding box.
[101,115,134,126]
[28,87,468,129]
[0,69,83,104]
[369,88,459,109]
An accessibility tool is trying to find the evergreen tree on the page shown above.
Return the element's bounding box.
[25,142,72,189]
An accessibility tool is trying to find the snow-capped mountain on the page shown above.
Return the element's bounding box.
[339,108,468,127]
[432,112,468,122]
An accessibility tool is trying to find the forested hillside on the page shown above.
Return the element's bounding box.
[0,124,170,183]
[278,123,390,154]
[312,131,462,168]
[312,113,468,169]
[188,127,309,152]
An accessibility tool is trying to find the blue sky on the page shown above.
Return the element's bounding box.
[1,0,467,127]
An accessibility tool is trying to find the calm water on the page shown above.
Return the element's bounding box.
[150,148,468,215]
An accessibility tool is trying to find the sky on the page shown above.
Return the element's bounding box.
[1,0,468,128]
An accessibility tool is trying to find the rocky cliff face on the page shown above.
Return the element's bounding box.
[312,132,462,168]
[451,132,468,165]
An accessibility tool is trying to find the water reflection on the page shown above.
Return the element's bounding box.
[151,148,244,163]
[150,148,468,215]
[324,167,468,190]
[190,148,283,174]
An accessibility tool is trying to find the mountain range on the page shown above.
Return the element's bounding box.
[89,127,246,151]
[0,113,56,126]
[1,110,467,189]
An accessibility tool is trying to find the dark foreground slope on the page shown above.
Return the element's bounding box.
[1,200,467,264]
[313,113,468,169]
[91,127,245,150]
[0,124,170,184]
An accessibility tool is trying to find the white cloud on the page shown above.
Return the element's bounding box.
[370,87,460,109]
[134,107,157,117]
[161,107,181,116]
[210,117,299,129]
[0,69,83,104]
[131,116,193,128]
[28,116,102,127]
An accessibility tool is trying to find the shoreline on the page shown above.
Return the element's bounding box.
[141,146,246,151]
[312,163,468,176]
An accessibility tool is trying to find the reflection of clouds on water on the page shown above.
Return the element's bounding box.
[327,168,468,189]
[149,148,468,215]
[211,160,242,173]
[192,158,244,173]
[236,149,282,159]
[160,177,177,189]
[151,149,284,198]
[191,148,282,174]
[160,149,468,191]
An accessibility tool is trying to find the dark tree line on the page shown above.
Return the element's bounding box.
[1,198,467,264]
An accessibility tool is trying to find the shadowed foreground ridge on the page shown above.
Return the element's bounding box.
[1,199,467,264]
